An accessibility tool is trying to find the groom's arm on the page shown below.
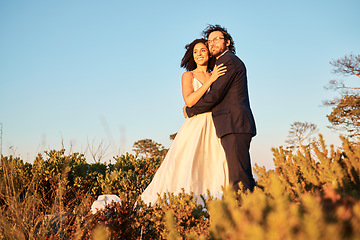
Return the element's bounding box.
[185,54,237,117]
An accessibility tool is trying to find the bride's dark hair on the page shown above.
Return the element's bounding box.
[180,38,215,71]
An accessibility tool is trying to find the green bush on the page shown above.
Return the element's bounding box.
[0,134,360,239]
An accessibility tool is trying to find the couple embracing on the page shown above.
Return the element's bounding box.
[141,24,256,205]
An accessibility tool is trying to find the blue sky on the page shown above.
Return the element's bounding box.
[1,0,359,170]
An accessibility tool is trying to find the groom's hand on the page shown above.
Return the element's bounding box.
[183,105,188,118]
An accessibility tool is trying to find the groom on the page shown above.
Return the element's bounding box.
[185,24,257,191]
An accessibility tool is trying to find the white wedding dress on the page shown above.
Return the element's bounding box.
[141,77,228,205]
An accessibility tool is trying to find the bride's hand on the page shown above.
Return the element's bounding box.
[183,105,188,118]
[209,64,227,83]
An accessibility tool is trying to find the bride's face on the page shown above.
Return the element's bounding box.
[193,42,209,67]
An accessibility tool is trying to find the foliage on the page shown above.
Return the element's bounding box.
[66,197,139,239]
[0,149,162,238]
[325,53,360,137]
[1,135,360,239]
[327,94,360,137]
[285,121,319,152]
[148,190,210,238]
[67,190,210,239]
[133,139,169,159]
[196,134,360,240]
[170,133,177,140]
[330,53,360,80]
[100,153,162,197]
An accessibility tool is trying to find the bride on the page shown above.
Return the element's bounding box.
[140,39,228,205]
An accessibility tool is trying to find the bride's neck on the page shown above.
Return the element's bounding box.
[193,65,208,73]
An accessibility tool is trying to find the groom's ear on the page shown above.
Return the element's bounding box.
[226,39,230,47]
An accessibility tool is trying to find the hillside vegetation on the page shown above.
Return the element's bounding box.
[0,134,359,239]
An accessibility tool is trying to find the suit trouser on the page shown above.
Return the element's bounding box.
[220,133,256,191]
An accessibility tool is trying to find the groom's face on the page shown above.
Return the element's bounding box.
[208,31,229,59]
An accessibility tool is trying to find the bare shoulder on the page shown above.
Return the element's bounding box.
[181,71,193,82]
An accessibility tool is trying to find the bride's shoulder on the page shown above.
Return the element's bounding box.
[181,71,194,81]
[182,71,193,77]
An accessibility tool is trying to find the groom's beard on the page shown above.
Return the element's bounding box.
[211,51,222,58]
[210,47,225,58]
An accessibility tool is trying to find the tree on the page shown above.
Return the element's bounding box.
[169,133,177,140]
[285,121,319,153]
[324,53,360,137]
[86,138,110,162]
[327,94,360,137]
[132,139,168,159]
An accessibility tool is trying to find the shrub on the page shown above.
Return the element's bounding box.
[1,135,360,239]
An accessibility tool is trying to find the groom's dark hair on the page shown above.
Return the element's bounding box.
[203,24,236,54]
[180,38,215,71]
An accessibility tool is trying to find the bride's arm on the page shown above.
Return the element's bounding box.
[182,64,226,107]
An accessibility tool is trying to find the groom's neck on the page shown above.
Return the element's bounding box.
[216,50,229,59]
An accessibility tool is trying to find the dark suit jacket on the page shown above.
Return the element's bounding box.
[185,51,256,138]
